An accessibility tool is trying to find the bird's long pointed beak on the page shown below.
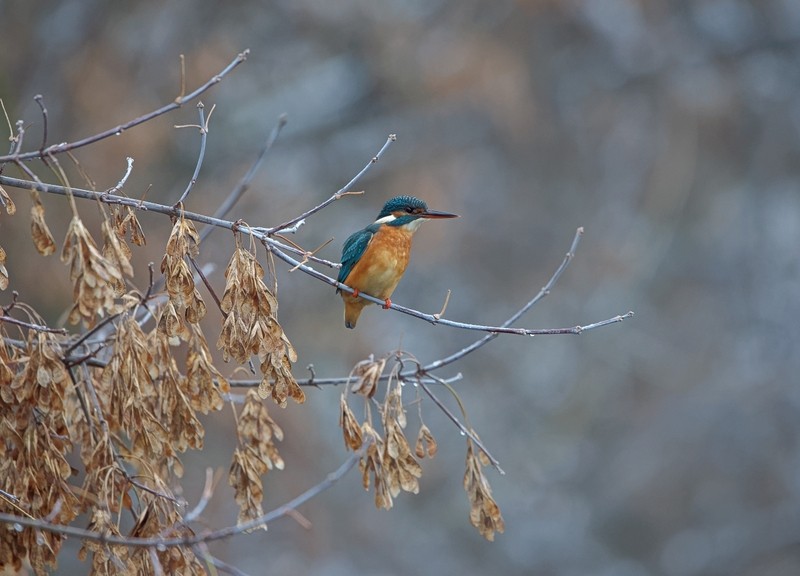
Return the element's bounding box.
[420,209,459,219]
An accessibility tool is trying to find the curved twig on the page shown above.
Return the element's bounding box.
[424,226,585,370]
[175,102,212,205]
[0,50,249,164]
[265,133,396,234]
[206,114,287,227]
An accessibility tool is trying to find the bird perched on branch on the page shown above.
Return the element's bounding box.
[337,195,458,329]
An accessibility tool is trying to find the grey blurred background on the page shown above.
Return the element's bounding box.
[3,1,800,574]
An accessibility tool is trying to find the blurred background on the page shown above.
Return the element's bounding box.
[3,0,800,574]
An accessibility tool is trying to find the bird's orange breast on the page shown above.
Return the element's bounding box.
[342,225,413,301]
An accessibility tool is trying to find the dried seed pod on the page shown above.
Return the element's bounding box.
[339,394,363,450]
[159,214,205,341]
[415,424,438,459]
[464,437,505,541]
[229,390,285,528]
[30,194,56,256]
[61,215,126,327]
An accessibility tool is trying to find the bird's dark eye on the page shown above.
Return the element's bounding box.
[405,206,414,213]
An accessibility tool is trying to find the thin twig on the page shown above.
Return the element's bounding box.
[228,372,463,389]
[284,508,312,530]
[0,489,19,503]
[424,226,585,371]
[0,50,249,164]
[33,95,48,156]
[0,99,13,144]
[0,489,32,520]
[0,314,67,334]
[13,120,25,155]
[184,469,216,524]
[205,114,287,229]
[63,312,119,355]
[266,134,396,234]
[287,238,334,272]
[0,174,236,225]
[0,447,364,548]
[188,255,222,311]
[175,102,211,205]
[13,157,39,184]
[177,54,186,101]
[433,289,451,320]
[1,291,19,315]
[416,376,504,474]
[194,548,251,576]
[106,157,134,195]
[262,236,339,268]
[149,549,165,576]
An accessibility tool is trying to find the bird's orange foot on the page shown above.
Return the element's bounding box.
[352,288,360,298]
[382,298,392,309]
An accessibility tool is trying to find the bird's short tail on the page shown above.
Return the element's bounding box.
[343,298,370,329]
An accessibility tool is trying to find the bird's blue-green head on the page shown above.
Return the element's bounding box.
[375,196,458,229]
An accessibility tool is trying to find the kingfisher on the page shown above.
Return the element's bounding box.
[337,195,458,329]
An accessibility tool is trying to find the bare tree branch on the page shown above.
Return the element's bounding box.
[265,133,396,234]
[33,94,49,155]
[175,102,213,205]
[206,114,287,227]
[270,239,632,335]
[105,156,135,195]
[0,173,630,336]
[424,226,586,370]
[0,447,364,549]
[0,313,67,334]
[0,50,249,164]
[415,375,505,474]
[228,372,464,389]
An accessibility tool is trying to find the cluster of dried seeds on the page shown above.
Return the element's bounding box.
[341,371,427,511]
[340,354,503,540]
[0,332,79,572]
[185,323,229,414]
[77,509,128,573]
[112,205,146,247]
[61,214,128,327]
[2,202,295,571]
[131,500,203,574]
[339,394,363,451]
[1,201,224,570]
[228,389,285,527]
[159,214,205,342]
[216,240,302,406]
[348,354,387,398]
[414,424,437,459]
[381,388,423,499]
[149,330,205,474]
[464,437,505,541]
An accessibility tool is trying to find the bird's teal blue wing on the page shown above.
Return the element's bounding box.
[338,224,378,285]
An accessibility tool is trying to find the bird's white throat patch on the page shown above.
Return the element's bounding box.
[373,213,426,232]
